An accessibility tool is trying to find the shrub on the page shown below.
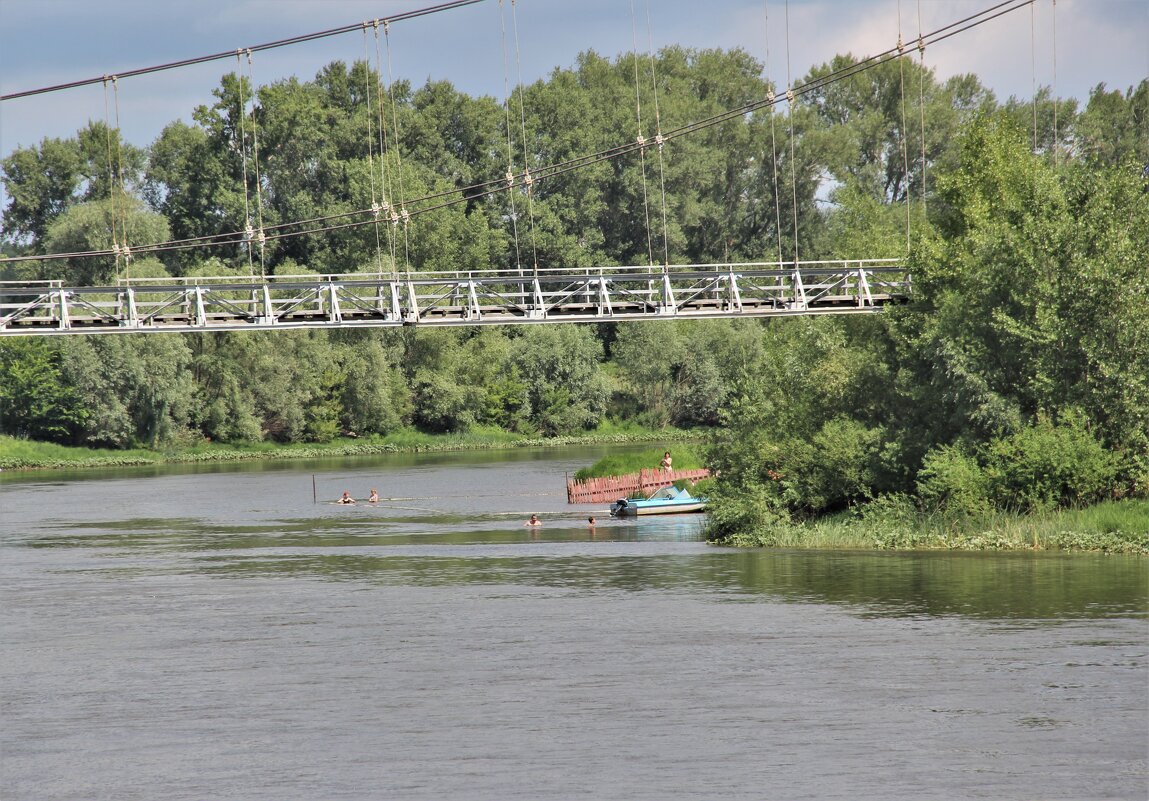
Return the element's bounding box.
[704,485,790,544]
[781,418,884,515]
[916,443,991,517]
[984,413,1120,512]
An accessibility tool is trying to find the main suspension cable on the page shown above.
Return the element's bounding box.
[0,0,487,101]
[5,0,1036,268]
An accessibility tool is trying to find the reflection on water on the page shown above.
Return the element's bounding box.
[1,449,1146,801]
[14,516,1146,621]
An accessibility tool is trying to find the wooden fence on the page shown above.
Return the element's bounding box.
[566,468,711,504]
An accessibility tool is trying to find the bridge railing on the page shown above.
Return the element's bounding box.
[0,259,909,335]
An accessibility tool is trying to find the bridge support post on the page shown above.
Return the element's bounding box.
[404,280,419,323]
[466,279,481,321]
[659,272,677,315]
[726,269,743,312]
[529,277,545,319]
[54,290,71,330]
[596,277,612,317]
[325,283,342,323]
[119,287,139,328]
[193,286,207,328]
[790,267,807,310]
[257,285,275,325]
[856,265,873,307]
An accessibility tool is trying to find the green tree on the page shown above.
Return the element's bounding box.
[2,122,145,252]
[1,137,81,247]
[339,336,409,436]
[41,193,171,284]
[1074,80,1148,167]
[512,325,610,435]
[60,335,195,448]
[0,340,87,442]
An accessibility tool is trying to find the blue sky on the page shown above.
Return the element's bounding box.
[1,1,1145,174]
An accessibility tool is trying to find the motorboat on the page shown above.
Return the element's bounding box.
[609,485,707,517]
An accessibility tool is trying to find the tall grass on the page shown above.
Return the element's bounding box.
[572,445,706,480]
[710,499,1149,554]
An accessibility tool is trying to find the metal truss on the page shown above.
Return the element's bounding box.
[0,260,909,336]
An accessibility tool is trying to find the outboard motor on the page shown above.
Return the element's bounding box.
[609,498,629,517]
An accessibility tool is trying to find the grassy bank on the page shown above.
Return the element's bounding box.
[709,498,1149,555]
[572,445,708,479]
[0,424,706,472]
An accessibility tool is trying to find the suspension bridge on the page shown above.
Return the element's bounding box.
[0,260,907,336]
[0,0,1056,338]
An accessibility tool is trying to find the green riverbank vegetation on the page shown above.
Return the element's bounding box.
[2,46,1146,551]
[0,424,700,471]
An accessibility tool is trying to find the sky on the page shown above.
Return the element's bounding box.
[1,0,1146,210]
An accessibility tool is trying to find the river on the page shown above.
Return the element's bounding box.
[1,447,1146,800]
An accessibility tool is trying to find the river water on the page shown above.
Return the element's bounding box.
[1,447,1146,800]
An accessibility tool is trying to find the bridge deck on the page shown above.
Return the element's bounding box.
[0,260,909,336]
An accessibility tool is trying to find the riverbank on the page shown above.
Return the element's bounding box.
[707,498,1149,555]
[0,425,705,472]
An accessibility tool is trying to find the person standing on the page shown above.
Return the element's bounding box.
[660,451,673,472]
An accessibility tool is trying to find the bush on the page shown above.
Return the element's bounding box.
[782,418,884,515]
[916,443,991,517]
[984,413,1120,512]
[703,485,790,544]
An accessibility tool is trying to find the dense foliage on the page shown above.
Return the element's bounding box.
[3,48,1146,532]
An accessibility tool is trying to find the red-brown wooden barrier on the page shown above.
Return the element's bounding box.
[566,468,711,504]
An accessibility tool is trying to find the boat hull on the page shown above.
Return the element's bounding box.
[610,498,707,516]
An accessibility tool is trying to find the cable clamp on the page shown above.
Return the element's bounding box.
[506,169,515,187]
[371,201,382,219]
[767,89,776,103]
[400,207,410,224]
[523,169,533,187]
[122,244,132,263]
[917,37,926,55]
[244,223,255,242]
[654,133,664,151]
[390,211,400,226]
[637,133,646,149]
[786,87,795,103]
[897,36,905,55]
